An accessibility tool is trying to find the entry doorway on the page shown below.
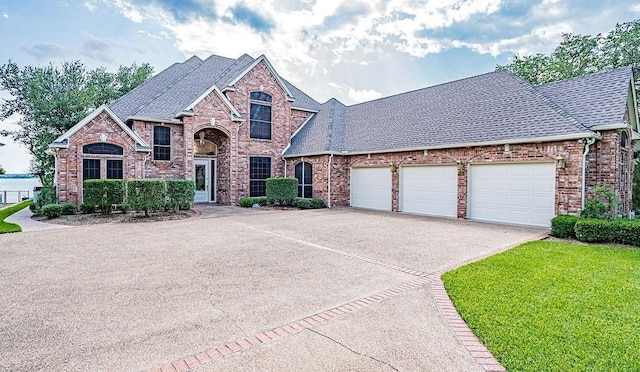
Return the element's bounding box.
[194,158,216,203]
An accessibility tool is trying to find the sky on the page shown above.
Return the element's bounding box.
[0,0,639,173]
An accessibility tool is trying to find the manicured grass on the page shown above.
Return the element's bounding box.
[0,200,32,234]
[442,240,640,371]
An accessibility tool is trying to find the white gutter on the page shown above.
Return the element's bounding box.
[582,137,597,209]
[327,154,333,208]
[283,132,599,158]
[127,116,183,124]
[590,123,629,131]
[142,153,150,179]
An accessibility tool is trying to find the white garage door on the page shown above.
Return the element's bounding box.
[400,166,458,217]
[350,167,392,211]
[468,163,555,227]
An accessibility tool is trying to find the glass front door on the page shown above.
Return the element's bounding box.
[194,159,209,202]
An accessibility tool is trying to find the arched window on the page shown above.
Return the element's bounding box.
[295,162,312,198]
[83,143,123,155]
[249,92,272,140]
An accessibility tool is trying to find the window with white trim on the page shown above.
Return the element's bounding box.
[249,156,271,197]
[249,92,272,140]
[153,126,171,160]
[295,162,312,198]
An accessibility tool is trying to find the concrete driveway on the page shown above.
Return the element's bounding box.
[0,208,545,371]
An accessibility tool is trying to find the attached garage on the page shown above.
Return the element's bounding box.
[400,165,458,218]
[468,162,556,227]
[350,167,392,211]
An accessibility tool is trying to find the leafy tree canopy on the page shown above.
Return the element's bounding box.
[497,19,640,85]
[0,60,153,180]
[0,165,5,175]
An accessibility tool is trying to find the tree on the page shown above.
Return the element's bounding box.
[0,165,5,174]
[498,19,640,85]
[0,61,153,181]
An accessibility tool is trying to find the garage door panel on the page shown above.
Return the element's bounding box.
[469,163,555,227]
[400,166,457,218]
[350,168,392,211]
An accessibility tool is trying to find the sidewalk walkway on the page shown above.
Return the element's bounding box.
[5,207,70,232]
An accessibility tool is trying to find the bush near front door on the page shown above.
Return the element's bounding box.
[266,177,297,205]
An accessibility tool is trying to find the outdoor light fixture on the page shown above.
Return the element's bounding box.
[456,159,464,170]
[555,155,565,169]
[389,162,397,172]
[199,131,206,146]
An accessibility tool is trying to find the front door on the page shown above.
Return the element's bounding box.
[194,159,216,202]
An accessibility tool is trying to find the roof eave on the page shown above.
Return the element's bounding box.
[226,55,295,101]
[283,132,599,158]
[127,116,183,124]
[590,123,630,131]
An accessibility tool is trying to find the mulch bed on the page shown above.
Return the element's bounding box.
[32,209,197,226]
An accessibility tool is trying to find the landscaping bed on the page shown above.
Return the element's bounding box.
[442,240,640,371]
[32,209,196,225]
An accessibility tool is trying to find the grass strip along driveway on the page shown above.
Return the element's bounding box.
[0,200,31,234]
[443,240,640,371]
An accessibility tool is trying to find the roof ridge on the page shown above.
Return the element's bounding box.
[506,71,595,134]
[537,65,633,88]
[127,56,205,118]
[214,54,255,88]
[343,70,506,108]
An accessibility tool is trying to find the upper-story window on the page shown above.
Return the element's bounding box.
[249,92,272,140]
[153,126,171,160]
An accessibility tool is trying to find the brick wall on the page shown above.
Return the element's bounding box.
[290,139,595,217]
[55,111,144,205]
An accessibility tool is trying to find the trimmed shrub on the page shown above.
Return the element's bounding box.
[311,198,325,208]
[60,203,77,215]
[574,219,612,243]
[237,197,267,208]
[610,220,640,246]
[295,198,325,209]
[29,204,37,213]
[83,179,125,214]
[580,199,607,219]
[166,180,195,213]
[266,178,297,205]
[296,198,312,209]
[117,203,130,213]
[32,175,57,216]
[126,179,166,217]
[40,204,63,219]
[550,215,580,238]
[79,202,96,214]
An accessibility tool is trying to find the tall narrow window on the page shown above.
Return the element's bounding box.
[83,159,100,180]
[295,162,313,198]
[249,92,272,140]
[106,160,124,179]
[153,126,171,160]
[249,157,271,197]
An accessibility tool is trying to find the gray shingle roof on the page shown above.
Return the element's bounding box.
[285,69,614,156]
[286,98,346,156]
[535,66,632,128]
[109,54,321,122]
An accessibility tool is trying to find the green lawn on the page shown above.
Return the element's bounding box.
[442,240,640,371]
[0,200,32,234]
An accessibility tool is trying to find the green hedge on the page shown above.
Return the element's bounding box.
[40,204,63,219]
[166,180,195,212]
[126,179,166,216]
[237,197,267,208]
[295,198,325,209]
[60,203,77,215]
[574,219,612,243]
[610,220,640,246]
[83,179,125,214]
[266,178,297,205]
[550,215,580,238]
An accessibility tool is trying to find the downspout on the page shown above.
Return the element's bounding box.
[142,153,150,179]
[327,154,333,208]
[581,137,597,209]
[283,157,287,177]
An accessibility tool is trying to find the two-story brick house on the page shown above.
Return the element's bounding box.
[50,54,639,227]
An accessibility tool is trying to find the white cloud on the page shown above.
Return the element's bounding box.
[99,0,638,103]
[631,4,640,13]
[2,12,9,19]
[348,88,383,103]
